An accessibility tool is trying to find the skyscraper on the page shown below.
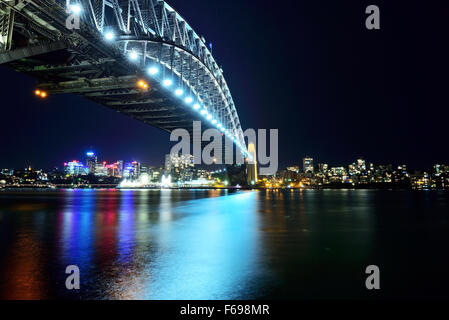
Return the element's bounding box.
[247,142,258,185]
[303,157,314,173]
[357,158,366,171]
[132,161,141,178]
[86,151,97,175]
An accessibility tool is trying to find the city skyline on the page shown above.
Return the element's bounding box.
[2,147,448,191]
[3,143,449,171]
[3,147,448,174]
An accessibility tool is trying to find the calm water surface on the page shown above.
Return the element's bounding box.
[0,189,448,300]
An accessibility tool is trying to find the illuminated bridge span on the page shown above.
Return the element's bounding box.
[0,0,249,157]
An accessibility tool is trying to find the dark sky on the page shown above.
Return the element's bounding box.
[1,0,448,170]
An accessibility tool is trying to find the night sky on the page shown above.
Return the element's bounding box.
[1,0,448,170]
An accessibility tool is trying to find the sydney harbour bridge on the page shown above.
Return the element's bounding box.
[0,0,250,160]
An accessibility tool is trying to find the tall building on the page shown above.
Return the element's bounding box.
[140,165,148,175]
[247,142,258,185]
[117,160,124,177]
[94,162,108,176]
[357,158,366,171]
[132,161,141,178]
[106,162,120,177]
[86,151,97,175]
[303,157,314,173]
[165,154,172,172]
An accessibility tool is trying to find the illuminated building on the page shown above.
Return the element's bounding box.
[329,167,347,183]
[247,142,258,185]
[165,154,195,181]
[151,168,162,182]
[318,163,328,174]
[140,165,148,175]
[286,166,300,173]
[86,151,97,174]
[94,162,108,176]
[64,160,88,176]
[117,160,124,177]
[165,154,194,171]
[348,163,358,175]
[1,169,12,176]
[303,157,314,174]
[132,161,141,178]
[122,163,134,178]
[434,164,444,175]
[164,154,171,171]
[106,162,120,177]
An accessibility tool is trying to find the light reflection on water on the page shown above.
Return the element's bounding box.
[0,189,449,299]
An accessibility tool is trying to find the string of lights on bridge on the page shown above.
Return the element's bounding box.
[37,3,252,161]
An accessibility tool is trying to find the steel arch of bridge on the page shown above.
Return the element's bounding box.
[0,0,249,158]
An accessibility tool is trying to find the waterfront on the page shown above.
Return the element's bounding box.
[0,189,448,300]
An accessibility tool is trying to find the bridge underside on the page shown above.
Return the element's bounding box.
[1,40,205,135]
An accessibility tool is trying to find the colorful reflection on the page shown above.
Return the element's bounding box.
[1,189,448,299]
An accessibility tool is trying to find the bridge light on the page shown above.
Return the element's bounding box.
[163,79,173,87]
[211,119,217,124]
[148,67,159,75]
[185,97,193,104]
[175,89,183,96]
[70,4,82,15]
[206,114,212,120]
[217,123,222,128]
[35,89,47,98]
[200,109,207,115]
[105,32,115,41]
[129,51,138,61]
[193,103,201,110]
[137,80,149,90]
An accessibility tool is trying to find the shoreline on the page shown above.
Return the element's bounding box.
[0,186,446,191]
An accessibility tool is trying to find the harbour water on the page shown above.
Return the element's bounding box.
[0,189,448,300]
